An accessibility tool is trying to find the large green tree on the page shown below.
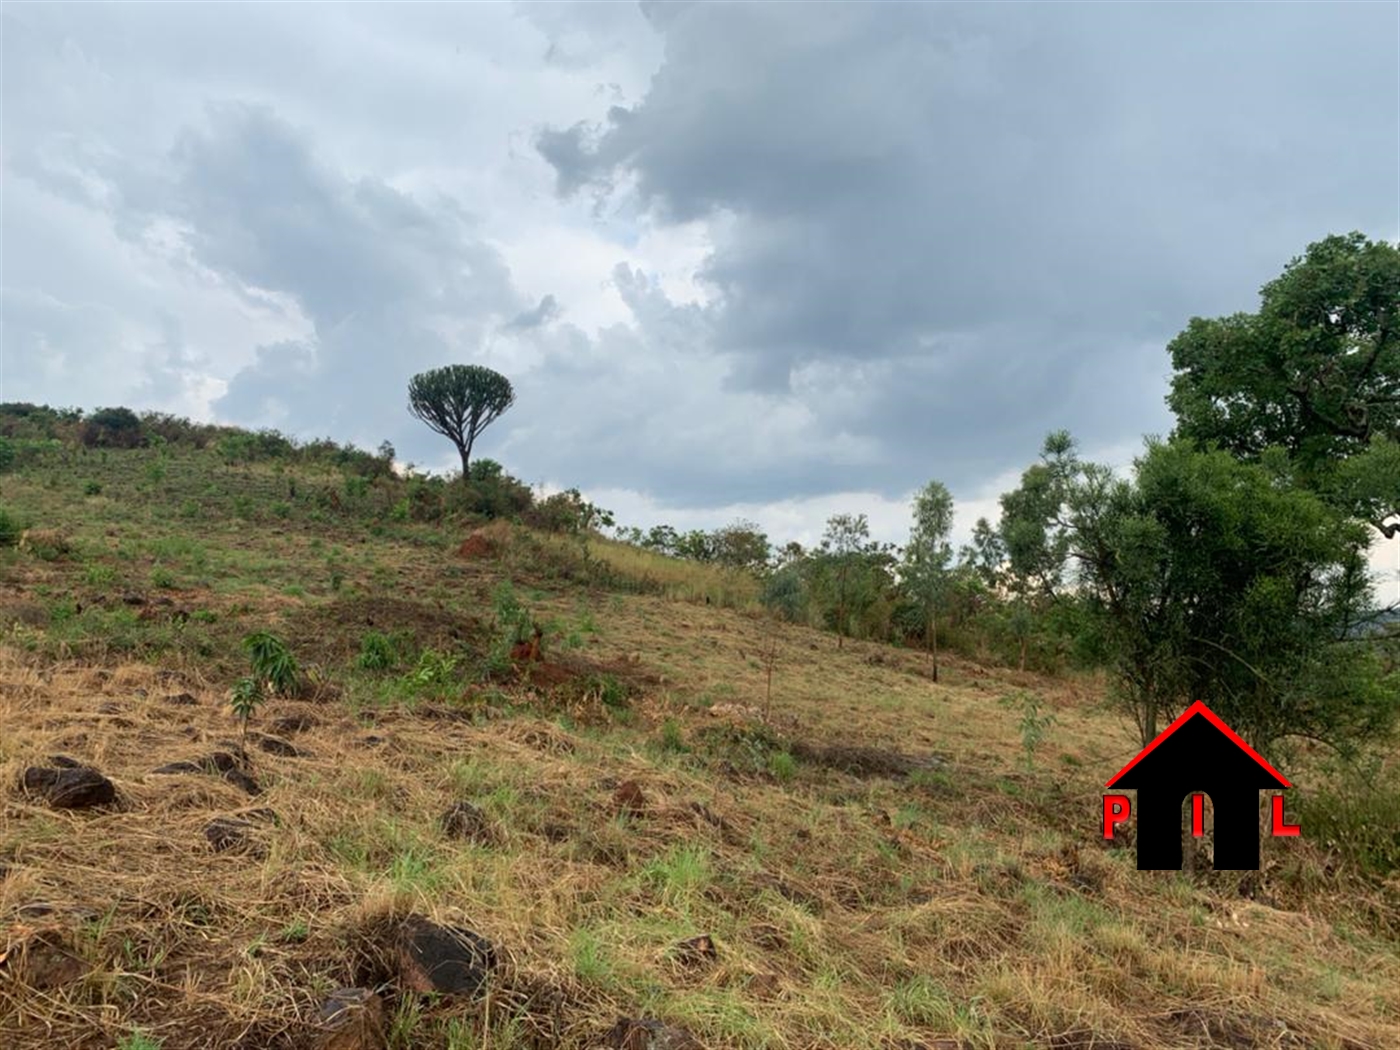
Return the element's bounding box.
[905,480,955,681]
[1167,231,1400,535]
[407,364,515,481]
[1065,438,1391,753]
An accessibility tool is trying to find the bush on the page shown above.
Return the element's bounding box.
[1296,756,1400,877]
[0,507,20,547]
[526,488,613,534]
[18,528,72,560]
[406,479,444,522]
[0,436,14,473]
[357,629,413,671]
[448,460,534,521]
[80,406,145,449]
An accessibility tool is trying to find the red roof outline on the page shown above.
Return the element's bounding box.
[1105,700,1291,789]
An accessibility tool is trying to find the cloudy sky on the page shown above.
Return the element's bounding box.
[2,2,1397,594]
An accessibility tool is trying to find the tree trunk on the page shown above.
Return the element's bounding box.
[457,442,471,483]
[1019,635,1027,672]
[929,613,940,686]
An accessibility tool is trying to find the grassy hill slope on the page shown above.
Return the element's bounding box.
[2,441,1398,1050]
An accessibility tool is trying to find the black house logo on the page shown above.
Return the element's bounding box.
[1102,701,1300,870]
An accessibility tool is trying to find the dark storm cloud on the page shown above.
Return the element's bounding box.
[538,1,1399,496]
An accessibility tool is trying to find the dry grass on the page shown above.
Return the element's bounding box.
[526,530,763,609]
[4,629,1399,1049]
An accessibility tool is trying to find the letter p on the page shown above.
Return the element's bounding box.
[1103,794,1131,839]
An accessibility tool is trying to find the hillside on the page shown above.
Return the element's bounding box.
[2,438,1399,1050]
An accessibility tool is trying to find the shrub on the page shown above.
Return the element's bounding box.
[488,581,536,669]
[526,488,613,535]
[83,479,103,496]
[357,630,411,671]
[403,649,460,693]
[80,406,145,449]
[659,717,687,753]
[18,528,72,561]
[0,436,14,473]
[999,690,1056,771]
[0,508,20,547]
[230,677,264,753]
[242,631,300,696]
[585,673,628,711]
[767,750,798,782]
[448,460,534,520]
[1296,756,1400,877]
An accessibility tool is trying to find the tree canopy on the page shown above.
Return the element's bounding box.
[1066,438,1388,752]
[407,364,515,481]
[905,480,954,679]
[1167,231,1400,534]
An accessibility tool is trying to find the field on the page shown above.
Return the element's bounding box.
[2,441,1398,1049]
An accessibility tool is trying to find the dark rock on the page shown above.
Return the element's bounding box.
[47,754,82,769]
[671,934,718,967]
[606,1017,704,1050]
[440,801,493,844]
[21,765,116,809]
[255,734,302,757]
[316,987,387,1050]
[612,779,647,815]
[270,712,317,735]
[204,817,251,853]
[360,735,386,748]
[121,593,146,606]
[163,692,199,706]
[395,915,496,998]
